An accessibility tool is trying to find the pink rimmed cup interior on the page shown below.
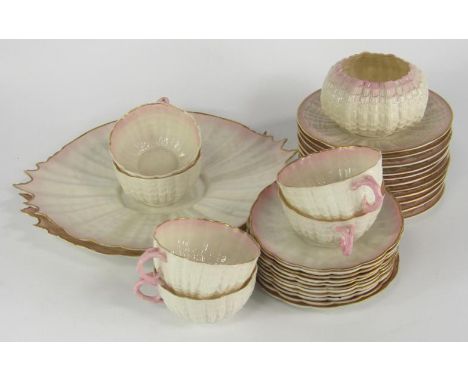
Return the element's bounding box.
[320,52,429,137]
[110,98,201,178]
[134,218,260,300]
[277,146,383,220]
[110,98,202,206]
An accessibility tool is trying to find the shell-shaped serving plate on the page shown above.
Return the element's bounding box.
[298,90,452,153]
[15,112,295,255]
[249,183,403,272]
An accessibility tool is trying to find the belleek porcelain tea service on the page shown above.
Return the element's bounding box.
[298,52,452,218]
[134,219,260,323]
[15,51,453,321]
[110,98,202,206]
[277,146,384,256]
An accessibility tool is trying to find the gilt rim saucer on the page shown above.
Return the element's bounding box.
[249,183,404,272]
[15,112,295,255]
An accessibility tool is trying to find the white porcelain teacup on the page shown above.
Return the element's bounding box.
[134,218,260,300]
[135,268,257,323]
[279,187,383,256]
[110,98,202,206]
[277,146,384,220]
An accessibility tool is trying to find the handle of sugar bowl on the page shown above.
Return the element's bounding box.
[351,175,383,214]
[335,225,355,257]
[134,247,167,304]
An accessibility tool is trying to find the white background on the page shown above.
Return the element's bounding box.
[1,40,467,341]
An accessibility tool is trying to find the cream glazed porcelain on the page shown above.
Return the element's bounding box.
[321,52,428,137]
[113,155,201,206]
[277,147,383,220]
[249,183,403,270]
[15,114,294,255]
[279,188,382,256]
[135,219,260,298]
[110,98,202,206]
[156,269,257,323]
[110,98,201,178]
[298,90,452,153]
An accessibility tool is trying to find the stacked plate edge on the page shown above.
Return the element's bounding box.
[257,249,400,308]
[248,183,404,308]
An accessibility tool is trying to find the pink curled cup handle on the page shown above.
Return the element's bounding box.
[134,273,164,304]
[134,247,167,304]
[136,247,167,284]
[351,175,384,214]
[157,97,170,104]
[335,224,355,257]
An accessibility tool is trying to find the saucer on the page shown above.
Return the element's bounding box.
[257,256,399,308]
[15,113,295,255]
[249,183,402,307]
[249,183,403,272]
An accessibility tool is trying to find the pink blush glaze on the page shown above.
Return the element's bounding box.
[351,175,384,214]
[134,247,168,304]
[134,274,164,304]
[136,247,167,284]
[335,225,355,257]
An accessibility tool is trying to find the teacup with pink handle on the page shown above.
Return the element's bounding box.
[277,146,384,220]
[134,218,260,301]
[278,187,382,256]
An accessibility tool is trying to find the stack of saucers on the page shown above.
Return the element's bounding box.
[250,183,403,307]
[297,52,452,218]
[249,147,403,307]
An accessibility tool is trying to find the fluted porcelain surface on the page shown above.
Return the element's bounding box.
[298,90,452,152]
[110,101,201,177]
[15,114,295,252]
[249,183,403,270]
[114,156,201,206]
[279,188,381,248]
[152,219,260,298]
[159,269,257,323]
[320,52,428,137]
[277,147,383,220]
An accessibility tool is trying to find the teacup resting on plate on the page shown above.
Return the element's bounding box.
[109,97,202,206]
[134,218,260,300]
[277,146,384,220]
[279,187,383,257]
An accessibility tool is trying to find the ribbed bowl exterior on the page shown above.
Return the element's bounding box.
[279,155,383,220]
[114,158,201,206]
[159,269,257,323]
[154,251,258,299]
[320,55,428,137]
[280,197,381,247]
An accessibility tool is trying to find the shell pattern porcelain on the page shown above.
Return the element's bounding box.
[249,183,403,271]
[320,52,428,137]
[298,90,452,153]
[154,268,257,323]
[15,113,295,255]
[135,218,260,299]
[110,99,201,178]
[279,187,382,256]
[277,147,383,220]
[109,99,203,206]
